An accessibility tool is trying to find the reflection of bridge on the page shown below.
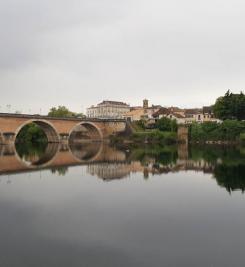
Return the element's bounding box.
[1,143,243,194]
[0,143,216,179]
[0,143,127,175]
[0,142,126,175]
[0,113,126,144]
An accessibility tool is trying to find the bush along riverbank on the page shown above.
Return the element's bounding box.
[111,130,177,145]
[111,119,245,146]
[189,120,245,145]
[111,119,178,145]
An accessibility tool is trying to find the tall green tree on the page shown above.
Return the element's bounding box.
[213,90,245,120]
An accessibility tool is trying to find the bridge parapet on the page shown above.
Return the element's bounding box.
[0,113,125,123]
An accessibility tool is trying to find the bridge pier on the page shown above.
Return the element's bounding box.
[1,132,16,145]
[177,126,189,144]
[0,145,15,156]
[0,133,3,145]
[59,133,69,144]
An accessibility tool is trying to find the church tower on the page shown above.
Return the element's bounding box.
[143,99,149,109]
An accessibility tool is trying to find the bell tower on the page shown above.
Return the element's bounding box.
[143,99,149,109]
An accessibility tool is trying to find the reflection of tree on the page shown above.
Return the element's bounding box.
[127,144,245,193]
[15,142,58,167]
[128,145,178,166]
[51,167,69,176]
[189,145,225,164]
[16,142,47,160]
[190,145,245,165]
[214,164,245,193]
[189,145,245,193]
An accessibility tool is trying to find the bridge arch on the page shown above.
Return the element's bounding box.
[15,119,60,143]
[68,122,103,143]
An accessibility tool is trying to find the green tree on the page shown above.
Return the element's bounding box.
[189,120,245,142]
[16,123,47,143]
[156,117,177,132]
[213,90,245,120]
[48,106,85,118]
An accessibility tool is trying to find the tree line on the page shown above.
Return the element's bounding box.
[213,90,245,120]
[189,90,245,143]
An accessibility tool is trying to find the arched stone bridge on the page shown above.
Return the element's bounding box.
[0,113,126,145]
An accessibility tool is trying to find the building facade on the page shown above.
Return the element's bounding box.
[152,106,220,124]
[124,100,161,121]
[87,100,130,119]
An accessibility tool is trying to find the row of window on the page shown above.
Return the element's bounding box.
[87,107,130,118]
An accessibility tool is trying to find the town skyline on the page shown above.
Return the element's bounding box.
[0,89,242,115]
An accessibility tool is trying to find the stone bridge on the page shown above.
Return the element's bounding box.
[0,113,126,145]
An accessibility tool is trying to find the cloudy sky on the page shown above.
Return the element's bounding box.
[0,0,245,114]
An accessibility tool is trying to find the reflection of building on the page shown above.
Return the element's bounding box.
[87,163,131,180]
[87,161,150,180]
[87,100,130,119]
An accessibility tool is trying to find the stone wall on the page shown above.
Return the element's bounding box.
[177,126,189,144]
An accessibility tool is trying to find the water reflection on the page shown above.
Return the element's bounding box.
[0,142,245,193]
[15,142,59,167]
[69,142,103,162]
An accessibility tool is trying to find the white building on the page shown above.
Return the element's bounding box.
[87,100,130,119]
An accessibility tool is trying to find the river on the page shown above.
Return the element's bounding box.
[0,142,244,267]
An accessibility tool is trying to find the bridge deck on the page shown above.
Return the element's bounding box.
[0,113,125,122]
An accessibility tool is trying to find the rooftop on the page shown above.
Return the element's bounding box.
[184,108,202,115]
[152,107,170,117]
[98,100,129,106]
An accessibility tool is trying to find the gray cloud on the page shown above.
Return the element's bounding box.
[0,0,245,113]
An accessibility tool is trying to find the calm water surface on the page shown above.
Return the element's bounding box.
[0,143,245,267]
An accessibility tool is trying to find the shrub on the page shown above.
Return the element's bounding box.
[189,120,245,142]
[240,133,245,144]
[156,117,177,132]
[132,130,177,144]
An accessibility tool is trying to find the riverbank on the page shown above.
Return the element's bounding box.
[189,120,245,145]
[111,129,177,145]
[111,120,245,146]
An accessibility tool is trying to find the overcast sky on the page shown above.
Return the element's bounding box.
[0,0,245,114]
